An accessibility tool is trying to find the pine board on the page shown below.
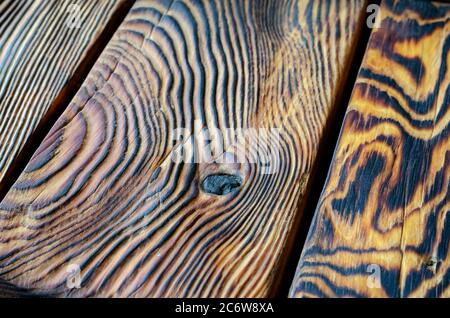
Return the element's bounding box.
[0,0,130,187]
[290,0,450,298]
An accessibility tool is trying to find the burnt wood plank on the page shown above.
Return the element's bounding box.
[290,0,450,298]
[0,0,366,297]
[0,0,132,191]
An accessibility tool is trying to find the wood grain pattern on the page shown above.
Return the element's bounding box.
[0,0,130,186]
[0,0,366,297]
[290,0,450,298]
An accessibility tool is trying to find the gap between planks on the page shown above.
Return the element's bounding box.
[271,0,382,297]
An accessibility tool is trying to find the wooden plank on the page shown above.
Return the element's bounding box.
[290,0,450,298]
[0,0,367,297]
[0,0,132,189]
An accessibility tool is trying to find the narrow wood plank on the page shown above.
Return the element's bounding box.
[0,0,366,297]
[0,0,131,188]
[290,0,450,298]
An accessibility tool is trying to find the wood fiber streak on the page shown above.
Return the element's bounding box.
[0,0,128,186]
[290,0,450,298]
[0,0,365,297]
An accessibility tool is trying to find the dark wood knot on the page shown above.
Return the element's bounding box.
[201,173,242,195]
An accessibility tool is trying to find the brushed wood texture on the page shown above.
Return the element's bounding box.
[0,0,366,297]
[290,0,450,298]
[0,0,129,186]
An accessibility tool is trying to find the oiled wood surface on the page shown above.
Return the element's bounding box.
[0,0,366,297]
[290,0,450,298]
[0,0,129,186]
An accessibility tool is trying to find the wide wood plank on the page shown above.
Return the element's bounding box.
[0,0,131,189]
[0,0,366,297]
[290,0,450,298]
